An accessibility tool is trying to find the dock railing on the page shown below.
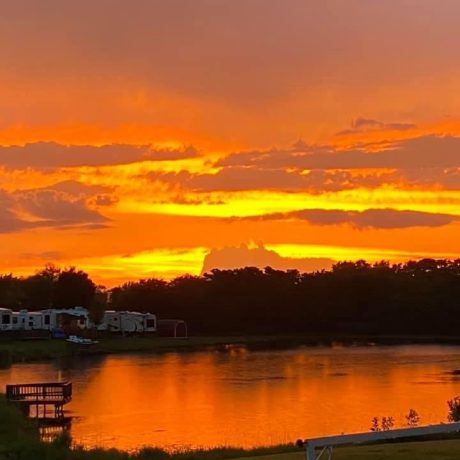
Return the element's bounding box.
[298,422,460,460]
[6,382,72,404]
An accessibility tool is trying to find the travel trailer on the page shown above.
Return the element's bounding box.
[97,310,120,332]
[98,310,157,333]
[41,307,90,331]
[21,311,44,331]
[1,307,156,336]
[11,311,23,330]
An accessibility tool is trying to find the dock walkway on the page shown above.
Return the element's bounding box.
[6,382,72,418]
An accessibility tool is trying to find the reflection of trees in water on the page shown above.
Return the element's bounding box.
[56,353,107,371]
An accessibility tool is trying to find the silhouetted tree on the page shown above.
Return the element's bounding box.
[0,275,22,309]
[53,268,96,308]
[22,264,60,309]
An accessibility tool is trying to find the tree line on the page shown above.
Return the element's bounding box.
[0,266,104,319]
[1,259,460,336]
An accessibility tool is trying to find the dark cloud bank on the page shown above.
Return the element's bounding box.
[144,135,460,193]
[0,181,111,233]
[0,143,198,169]
[245,208,459,229]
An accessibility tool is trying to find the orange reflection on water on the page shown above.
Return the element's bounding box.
[2,346,460,451]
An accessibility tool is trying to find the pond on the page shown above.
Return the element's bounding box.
[2,344,460,451]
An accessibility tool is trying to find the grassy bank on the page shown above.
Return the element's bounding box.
[0,336,269,365]
[4,334,460,366]
[238,438,460,460]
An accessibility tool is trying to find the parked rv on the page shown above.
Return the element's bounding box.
[0,307,157,336]
[97,310,157,334]
[41,307,90,331]
[11,311,23,330]
[22,311,43,331]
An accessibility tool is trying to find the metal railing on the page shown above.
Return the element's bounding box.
[299,422,460,460]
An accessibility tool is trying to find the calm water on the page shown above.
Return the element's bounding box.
[2,345,460,451]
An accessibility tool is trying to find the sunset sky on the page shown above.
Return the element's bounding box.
[2,0,460,285]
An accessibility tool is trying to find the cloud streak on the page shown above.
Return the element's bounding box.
[337,117,417,135]
[143,134,460,193]
[0,143,198,169]
[219,135,460,170]
[244,208,459,229]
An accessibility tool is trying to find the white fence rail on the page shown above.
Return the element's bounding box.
[299,422,460,460]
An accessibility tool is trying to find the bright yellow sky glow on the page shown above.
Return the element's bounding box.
[68,248,208,285]
[115,187,460,218]
[266,244,458,264]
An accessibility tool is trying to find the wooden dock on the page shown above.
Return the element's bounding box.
[6,382,72,418]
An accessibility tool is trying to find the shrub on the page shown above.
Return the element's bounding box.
[448,396,460,422]
[405,409,420,427]
[370,416,394,432]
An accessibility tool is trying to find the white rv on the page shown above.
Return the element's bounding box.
[97,310,120,332]
[41,307,90,331]
[23,311,44,330]
[41,309,53,330]
[11,310,25,330]
[11,310,46,331]
[1,306,155,335]
[120,311,146,333]
[98,310,157,333]
[0,308,12,331]
[11,309,47,331]
[98,311,144,333]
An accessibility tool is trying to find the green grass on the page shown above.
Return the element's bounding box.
[0,339,68,364]
[0,336,259,365]
[0,335,312,365]
[4,333,460,366]
[237,439,460,460]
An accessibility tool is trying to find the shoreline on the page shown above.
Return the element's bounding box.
[3,334,460,366]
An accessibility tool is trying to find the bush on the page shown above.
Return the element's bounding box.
[406,409,420,427]
[448,396,460,422]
